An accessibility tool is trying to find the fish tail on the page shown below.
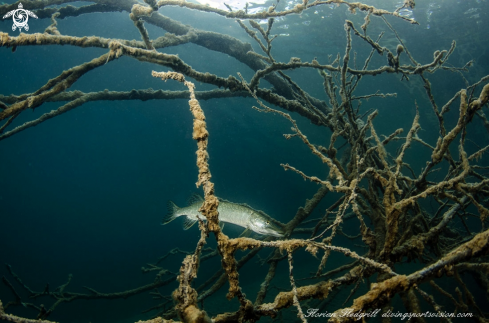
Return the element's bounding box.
[162,201,180,224]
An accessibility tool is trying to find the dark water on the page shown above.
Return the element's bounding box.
[1,0,488,322]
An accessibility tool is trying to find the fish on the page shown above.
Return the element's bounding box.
[163,194,285,237]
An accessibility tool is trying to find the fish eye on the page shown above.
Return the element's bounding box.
[266,220,270,225]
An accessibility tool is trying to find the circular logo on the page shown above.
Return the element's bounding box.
[2,3,38,32]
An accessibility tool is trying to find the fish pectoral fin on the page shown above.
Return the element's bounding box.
[239,228,252,238]
[183,216,198,230]
[219,221,225,231]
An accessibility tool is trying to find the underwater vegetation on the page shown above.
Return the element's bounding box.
[1,0,489,322]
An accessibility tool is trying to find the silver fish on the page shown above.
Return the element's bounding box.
[163,194,284,237]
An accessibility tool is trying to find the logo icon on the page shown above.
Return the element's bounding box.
[2,3,38,32]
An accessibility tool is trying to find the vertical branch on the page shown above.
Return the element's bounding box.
[341,21,361,132]
[152,71,253,320]
[287,251,308,323]
[152,71,214,323]
[340,21,352,105]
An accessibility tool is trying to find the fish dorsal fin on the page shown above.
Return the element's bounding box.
[183,216,198,230]
[187,193,204,206]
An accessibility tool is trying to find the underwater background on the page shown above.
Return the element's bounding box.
[1,0,489,322]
